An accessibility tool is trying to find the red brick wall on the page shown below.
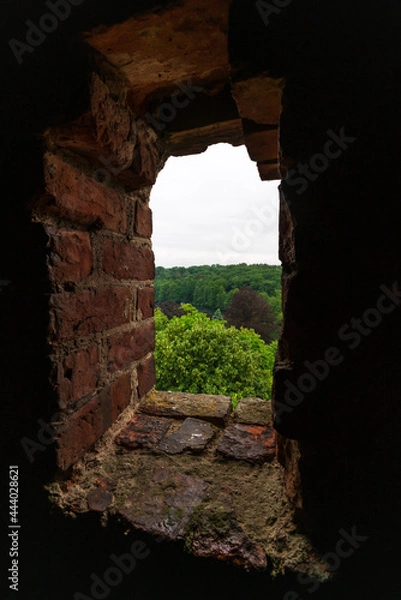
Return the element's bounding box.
[33,79,161,470]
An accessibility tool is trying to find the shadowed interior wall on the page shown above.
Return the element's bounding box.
[230,0,401,535]
[1,0,401,543]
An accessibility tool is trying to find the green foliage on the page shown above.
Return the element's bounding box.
[154,305,278,407]
[224,286,280,343]
[155,263,282,317]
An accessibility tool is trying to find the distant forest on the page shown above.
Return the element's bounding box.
[155,263,282,322]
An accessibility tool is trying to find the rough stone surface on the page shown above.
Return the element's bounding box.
[44,153,127,233]
[134,201,152,238]
[87,488,114,512]
[86,0,232,112]
[234,397,272,426]
[216,424,276,464]
[188,491,267,570]
[46,228,92,283]
[159,418,215,454]
[139,390,232,426]
[120,468,208,540]
[232,76,283,125]
[242,120,278,163]
[115,414,172,450]
[90,73,137,171]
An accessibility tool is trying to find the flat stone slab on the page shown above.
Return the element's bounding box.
[216,424,276,464]
[188,491,267,570]
[139,390,232,426]
[115,414,172,450]
[159,417,215,454]
[120,467,208,540]
[234,397,272,426]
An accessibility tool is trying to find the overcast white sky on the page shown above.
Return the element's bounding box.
[150,143,281,268]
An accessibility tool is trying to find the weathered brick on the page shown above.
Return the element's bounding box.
[137,287,154,319]
[137,355,156,399]
[58,344,99,406]
[103,239,155,281]
[56,373,131,470]
[91,74,137,171]
[216,424,276,464]
[110,372,132,421]
[135,202,152,238]
[57,391,110,470]
[44,152,127,233]
[115,414,172,450]
[131,119,160,186]
[50,287,132,340]
[47,228,92,283]
[108,322,155,372]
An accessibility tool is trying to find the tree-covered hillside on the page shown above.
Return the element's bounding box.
[155,263,282,318]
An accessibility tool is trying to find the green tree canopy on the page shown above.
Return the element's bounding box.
[155,263,282,317]
[224,286,280,344]
[154,304,277,407]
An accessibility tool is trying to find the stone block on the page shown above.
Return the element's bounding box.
[139,390,232,427]
[115,414,172,450]
[159,418,215,454]
[216,424,276,464]
[234,397,272,426]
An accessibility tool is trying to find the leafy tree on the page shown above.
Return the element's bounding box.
[156,301,185,319]
[154,304,277,407]
[224,286,280,343]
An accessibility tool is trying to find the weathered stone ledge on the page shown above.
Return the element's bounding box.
[48,391,329,579]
